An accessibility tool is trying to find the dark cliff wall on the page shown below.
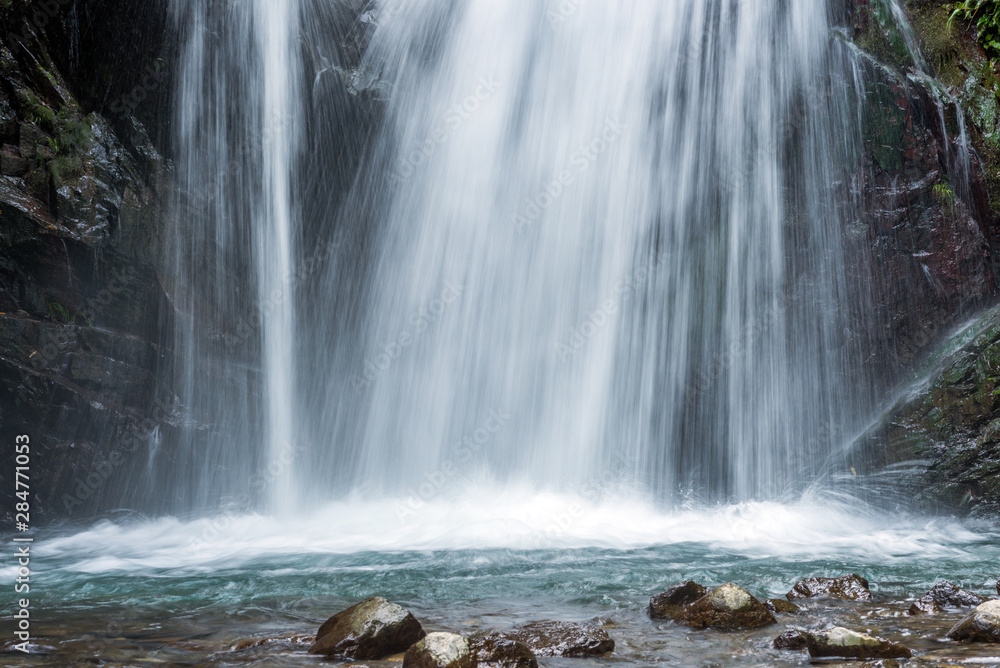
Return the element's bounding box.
[0,0,174,520]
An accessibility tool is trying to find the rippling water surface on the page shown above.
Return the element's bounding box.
[5,496,1000,666]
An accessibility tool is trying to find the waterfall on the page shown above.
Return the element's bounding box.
[167,0,303,511]
[166,0,874,513]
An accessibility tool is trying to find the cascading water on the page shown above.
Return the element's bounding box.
[166,0,303,511]
[308,0,872,505]
[164,0,878,515]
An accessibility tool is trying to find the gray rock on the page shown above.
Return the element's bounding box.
[908,581,986,615]
[308,596,426,659]
[805,627,911,660]
[676,583,776,630]
[403,632,473,668]
[787,574,872,601]
[948,599,1000,643]
[501,621,613,658]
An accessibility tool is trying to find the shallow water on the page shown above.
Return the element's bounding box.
[4,496,1000,666]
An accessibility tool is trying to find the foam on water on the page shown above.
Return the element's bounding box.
[30,494,995,576]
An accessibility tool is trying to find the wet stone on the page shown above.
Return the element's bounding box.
[787,574,872,601]
[908,581,986,615]
[469,632,538,668]
[501,621,614,657]
[773,629,808,650]
[765,598,800,615]
[649,581,708,621]
[403,632,473,668]
[308,596,426,659]
[805,627,911,660]
[948,599,1000,643]
[676,583,776,630]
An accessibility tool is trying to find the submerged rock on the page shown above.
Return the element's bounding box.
[501,621,613,657]
[469,632,538,668]
[765,598,800,615]
[860,661,901,668]
[676,583,776,630]
[786,574,872,601]
[308,596,426,659]
[804,627,911,660]
[649,581,708,621]
[773,629,808,650]
[403,632,473,668]
[947,599,1000,643]
[908,581,986,614]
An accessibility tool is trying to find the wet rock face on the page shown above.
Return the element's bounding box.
[773,629,808,650]
[649,581,709,621]
[787,574,873,601]
[765,598,800,615]
[909,581,987,614]
[403,632,473,668]
[805,627,912,660]
[468,632,538,668]
[948,599,1000,643]
[308,597,426,659]
[676,583,776,630]
[500,622,614,658]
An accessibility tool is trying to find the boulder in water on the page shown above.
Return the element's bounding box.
[947,599,1000,643]
[403,632,473,668]
[469,632,538,668]
[773,629,808,650]
[501,621,614,657]
[649,581,709,620]
[676,583,776,630]
[308,596,426,658]
[908,581,986,614]
[804,627,911,659]
[787,574,872,601]
[765,598,800,614]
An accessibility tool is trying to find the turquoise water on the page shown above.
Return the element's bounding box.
[4,496,1000,666]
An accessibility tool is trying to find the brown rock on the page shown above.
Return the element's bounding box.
[860,661,901,668]
[469,632,537,668]
[908,581,986,615]
[773,629,808,650]
[787,574,872,601]
[403,632,473,668]
[308,596,426,658]
[765,598,800,614]
[676,583,776,630]
[501,621,613,658]
[649,581,708,620]
[948,600,1000,643]
[805,627,911,660]
[0,145,27,176]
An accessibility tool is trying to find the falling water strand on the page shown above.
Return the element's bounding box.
[323,0,869,504]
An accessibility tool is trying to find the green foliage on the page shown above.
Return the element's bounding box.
[47,301,75,325]
[933,181,958,215]
[948,0,1000,58]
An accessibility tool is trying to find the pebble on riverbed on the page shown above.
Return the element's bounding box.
[675,583,776,630]
[773,629,808,650]
[804,627,911,660]
[308,596,426,659]
[786,574,873,601]
[947,599,1000,643]
[908,581,986,615]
